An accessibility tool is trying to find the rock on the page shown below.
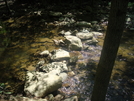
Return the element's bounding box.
[54,94,64,101]
[10,95,48,101]
[68,71,75,77]
[92,31,103,36]
[64,96,78,101]
[76,32,93,40]
[39,50,50,56]
[53,39,65,46]
[75,21,92,28]
[59,72,68,82]
[51,49,70,61]
[24,71,62,97]
[69,56,78,64]
[45,94,54,101]
[49,11,62,17]
[85,37,98,45]
[64,36,83,51]
[39,62,68,74]
[64,31,72,36]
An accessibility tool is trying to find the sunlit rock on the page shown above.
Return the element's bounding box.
[92,31,103,36]
[76,32,93,40]
[38,62,68,74]
[64,36,83,51]
[39,50,50,56]
[64,31,72,36]
[24,71,62,97]
[51,49,70,61]
[85,37,98,45]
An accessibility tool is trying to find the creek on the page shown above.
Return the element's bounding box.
[0,21,134,101]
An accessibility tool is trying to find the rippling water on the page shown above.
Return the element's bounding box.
[59,32,134,101]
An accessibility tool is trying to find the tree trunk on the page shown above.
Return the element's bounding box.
[91,0,128,101]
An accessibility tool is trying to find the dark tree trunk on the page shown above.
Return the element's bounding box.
[91,0,128,101]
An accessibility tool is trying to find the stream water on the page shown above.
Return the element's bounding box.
[0,20,134,100]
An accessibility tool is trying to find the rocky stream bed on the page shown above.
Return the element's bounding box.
[0,5,134,100]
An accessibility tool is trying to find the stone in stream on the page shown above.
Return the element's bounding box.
[64,35,83,51]
[38,62,68,74]
[64,96,78,101]
[84,37,98,45]
[51,49,70,61]
[92,31,103,37]
[24,71,62,98]
[76,32,93,40]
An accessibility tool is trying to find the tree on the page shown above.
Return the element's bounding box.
[91,0,128,101]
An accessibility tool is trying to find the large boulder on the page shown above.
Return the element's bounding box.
[64,36,83,51]
[24,71,62,98]
[51,49,70,61]
[76,32,93,40]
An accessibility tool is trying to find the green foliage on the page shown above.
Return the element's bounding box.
[128,2,134,8]
[0,83,12,95]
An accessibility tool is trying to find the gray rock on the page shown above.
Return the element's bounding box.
[39,62,68,74]
[69,56,78,63]
[64,36,83,51]
[76,32,93,40]
[85,37,98,45]
[24,71,62,98]
[51,49,70,61]
[49,11,62,17]
[75,21,92,28]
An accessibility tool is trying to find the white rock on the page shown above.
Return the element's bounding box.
[51,49,70,61]
[39,50,50,55]
[64,31,72,36]
[64,36,83,51]
[24,71,62,97]
[59,72,68,82]
[92,31,103,36]
[76,32,93,40]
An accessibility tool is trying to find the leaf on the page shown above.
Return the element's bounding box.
[0,91,3,94]
[4,91,12,95]
[0,83,5,87]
